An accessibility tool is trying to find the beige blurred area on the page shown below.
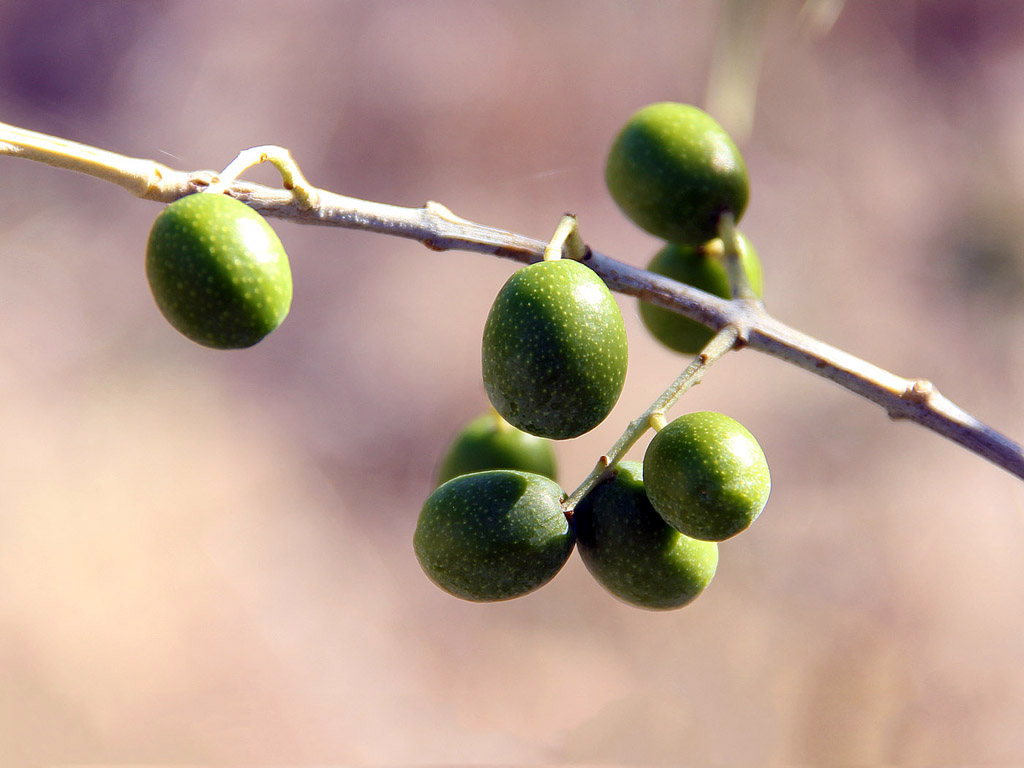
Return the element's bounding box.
[2,0,1024,763]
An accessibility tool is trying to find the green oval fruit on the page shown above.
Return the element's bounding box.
[644,411,770,541]
[639,233,763,354]
[482,259,628,440]
[414,470,574,602]
[436,411,557,486]
[605,102,749,246]
[574,461,718,610]
[146,193,292,349]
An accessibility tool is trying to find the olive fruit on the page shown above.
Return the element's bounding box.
[605,102,749,246]
[639,233,763,354]
[146,193,292,349]
[436,411,557,486]
[574,461,718,610]
[644,411,770,541]
[414,470,574,602]
[482,259,628,440]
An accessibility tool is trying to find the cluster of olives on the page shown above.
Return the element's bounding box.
[418,407,769,609]
[139,102,771,612]
[415,102,771,610]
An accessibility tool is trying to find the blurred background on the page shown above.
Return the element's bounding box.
[2,0,1024,763]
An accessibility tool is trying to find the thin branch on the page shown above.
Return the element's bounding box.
[3,122,1022,480]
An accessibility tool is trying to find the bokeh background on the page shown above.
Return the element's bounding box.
[2,0,1024,763]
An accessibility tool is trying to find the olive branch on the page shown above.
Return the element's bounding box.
[3,120,1022,481]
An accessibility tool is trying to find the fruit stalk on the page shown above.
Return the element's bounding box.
[3,122,1023,480]
[563,325,740,513]
[717,212,759,302]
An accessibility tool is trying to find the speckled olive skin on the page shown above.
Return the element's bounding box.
[146,193,292,349]
[436,412,558,486]
[644,412,770,542]
[575,462,718,610]
[482,259,628,440]
[414,470,574,602]
[639,233,763,355]
[605,102,749,246]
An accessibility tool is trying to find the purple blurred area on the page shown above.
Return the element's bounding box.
[2,0,1024,763]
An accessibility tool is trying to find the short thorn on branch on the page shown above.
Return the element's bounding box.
[901,379,936,406]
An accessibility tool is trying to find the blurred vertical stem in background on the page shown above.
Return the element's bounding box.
[706,0,846,140]
[705,0,772,142]
[799,0,846,35]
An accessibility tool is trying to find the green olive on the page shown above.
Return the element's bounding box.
[605,102,749,246]
[436,411,557,486]
[574,461,718,610]
[482,259,628,440]
[146,193,292,349]
[414,470,574,602]
[639,233,763,354]
[643,411,770,541]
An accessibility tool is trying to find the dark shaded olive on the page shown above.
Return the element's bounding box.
[436,411,557,486]
[414,470,574,602]
[575,462,718,610]
[639,233,763,354]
